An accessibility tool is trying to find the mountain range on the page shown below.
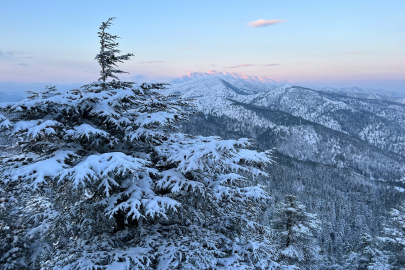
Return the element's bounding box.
[163,71,405,159]
[160,71,405,265]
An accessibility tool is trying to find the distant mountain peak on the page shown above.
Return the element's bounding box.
[171,70,292,85]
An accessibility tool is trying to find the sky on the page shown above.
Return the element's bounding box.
[1,0,404,93]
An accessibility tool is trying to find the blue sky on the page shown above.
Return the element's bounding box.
[1,0,404,92]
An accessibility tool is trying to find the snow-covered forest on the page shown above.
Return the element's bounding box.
[1,18,405,270]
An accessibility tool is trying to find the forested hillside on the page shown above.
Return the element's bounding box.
[166,73,405,268]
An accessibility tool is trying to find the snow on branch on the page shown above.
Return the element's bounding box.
[72,124,109,140]
[158,134,272,175]
[0,114,12,130]
[10,151,75,189]
[57,152,150,190]
[134,112,179,127]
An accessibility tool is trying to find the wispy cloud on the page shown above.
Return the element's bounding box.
[0,51,11,58]
[138,60,164,64]
[225,64,255,69]
[0,51,33,59]
[181,46,195,51]
[17,63,29,66]
[342,50,363,55]
[247,19,286,28]
[225,63,280,69]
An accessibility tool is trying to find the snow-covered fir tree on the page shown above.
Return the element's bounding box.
[345,233,390,270]
[380,203,405,269]
[0,18,277,270]
[96,17,134,84]
[271,195,323,269]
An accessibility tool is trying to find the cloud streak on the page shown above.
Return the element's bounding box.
[225,63,280,69]
[0,51,12,58]
[225,64,255,69]
[247,19,286,28]
[138,61,164,64]
[342,50,363,54]
[3,51,13,56]
[181,46,195,51]
[0,51,33,59]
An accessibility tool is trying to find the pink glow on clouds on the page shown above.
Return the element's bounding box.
[247,19,286,27]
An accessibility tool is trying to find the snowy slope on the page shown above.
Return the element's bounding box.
[165,71,291,113]
[163,73,291,129]
[163,72,405,156]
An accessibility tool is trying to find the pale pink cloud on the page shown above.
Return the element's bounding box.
[341,50,364,54]
[225,64,255,69]
[181,46,195,50]
[262,63,280,66]
[138,60,164,64]
[247,19,286,28]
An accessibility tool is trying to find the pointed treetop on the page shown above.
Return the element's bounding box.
[95,17,134,83]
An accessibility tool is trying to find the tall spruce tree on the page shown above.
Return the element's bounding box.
[0,19,277,269]
[96,17,133,84]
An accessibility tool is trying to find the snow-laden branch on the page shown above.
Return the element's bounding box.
[58,152,151,190]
